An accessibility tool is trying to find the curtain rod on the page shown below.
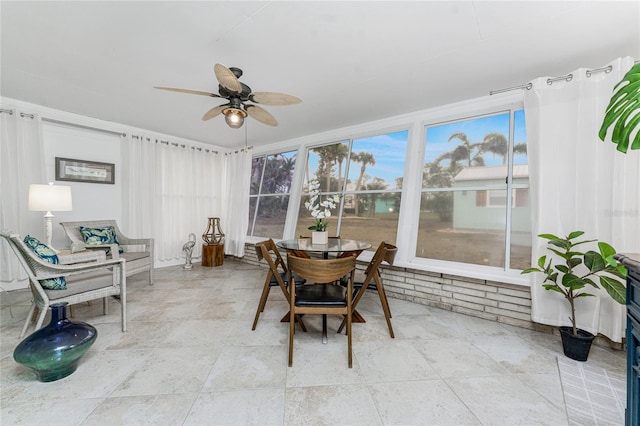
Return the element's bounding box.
[489,60,640,96]
[226,146,254,155]
[42,117,126,137]
[0,109,35,118]
[130,134,218,154]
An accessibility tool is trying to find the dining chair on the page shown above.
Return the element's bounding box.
[287,252,357,367]
[338,241,398,338]
[252,239,306,331]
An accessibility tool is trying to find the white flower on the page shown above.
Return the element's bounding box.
[305,179,342,231]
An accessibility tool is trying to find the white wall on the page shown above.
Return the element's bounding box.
[42,124,123,249]
[1,97,226,290]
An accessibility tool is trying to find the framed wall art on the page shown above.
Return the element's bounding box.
[55,157,115,184]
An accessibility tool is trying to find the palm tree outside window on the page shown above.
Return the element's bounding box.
[419,110,530,270]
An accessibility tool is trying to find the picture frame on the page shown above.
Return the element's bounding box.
[55,157,115,184]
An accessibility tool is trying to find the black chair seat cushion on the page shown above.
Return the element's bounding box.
[340,273,378,291]
[295,284,347,306]
[270,271,306,287]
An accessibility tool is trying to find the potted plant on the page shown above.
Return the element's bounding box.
[304,180,341,244]
[522,231,627,361]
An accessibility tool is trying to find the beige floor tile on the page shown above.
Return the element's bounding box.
[110,347,217,397]
[82,394,197,425]
[447,375,569,425]
[0,397,103,426]
[469,334,561,374]
[203,345,288,391]
[285,339,364,387]
[413,338,510,378]
[368,379,481,425]
[355,339,439,383]
[284,384,382,425]
[184,389,285,425]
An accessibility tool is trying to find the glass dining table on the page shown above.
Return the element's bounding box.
[276,238,373,343]
[276,238,372,259]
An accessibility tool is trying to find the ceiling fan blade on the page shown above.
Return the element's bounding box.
[154,86,221,98]
[245,105,278,126]
[214,63,242,93]
[250,92,303,105]
[202,104,227,121]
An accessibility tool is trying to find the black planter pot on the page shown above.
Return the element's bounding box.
[559,326,595,362]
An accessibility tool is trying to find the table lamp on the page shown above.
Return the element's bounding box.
[28,183,72,249]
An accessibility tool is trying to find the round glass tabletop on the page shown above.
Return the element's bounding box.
[276,238,371,253]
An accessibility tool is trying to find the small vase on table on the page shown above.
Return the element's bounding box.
[312,231,329,245]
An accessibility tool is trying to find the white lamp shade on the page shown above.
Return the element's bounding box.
[28,184,73,212]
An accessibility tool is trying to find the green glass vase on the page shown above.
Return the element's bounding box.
[13,302,97,382]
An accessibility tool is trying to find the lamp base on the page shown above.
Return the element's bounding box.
[43,212,57,251]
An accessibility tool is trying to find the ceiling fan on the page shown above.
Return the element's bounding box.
[155,64,302,129]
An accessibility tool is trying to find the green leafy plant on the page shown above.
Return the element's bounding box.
[522,231,627,335]
[599,63,640,153]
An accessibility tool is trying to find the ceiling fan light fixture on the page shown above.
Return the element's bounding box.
[222,107,247,129]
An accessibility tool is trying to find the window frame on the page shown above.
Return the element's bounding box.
[248,92,530,285]
[406,100,529,283]
[247,150,298,239]
[295,130,408,241]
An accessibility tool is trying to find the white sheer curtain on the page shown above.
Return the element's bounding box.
[221,149,251,257]
[122,135,223,261]
[524,56,640,342]
[0,111,45,284]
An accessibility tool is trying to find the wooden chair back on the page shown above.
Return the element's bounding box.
[253,239,308,331]
[287,253,355,285]
[255,239,287,275]
[338,241,398,338]
[286,252,357,367]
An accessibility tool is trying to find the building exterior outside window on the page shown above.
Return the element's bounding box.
[418,110,530,270]
[295,131,408,247]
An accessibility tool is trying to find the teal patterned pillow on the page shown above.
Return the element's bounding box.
[79,226,124,255]
[23,235,67,290]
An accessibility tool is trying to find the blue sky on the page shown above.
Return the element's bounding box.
[304,110,527,189]
[425,110,527,166]
[306,131,407,189]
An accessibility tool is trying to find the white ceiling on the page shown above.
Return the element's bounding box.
[1,1,638,149]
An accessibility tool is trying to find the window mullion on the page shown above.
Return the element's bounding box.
[502,110,517,270]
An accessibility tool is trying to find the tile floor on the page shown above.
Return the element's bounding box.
[0,259,628,425]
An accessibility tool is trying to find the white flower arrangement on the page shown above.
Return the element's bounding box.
[304,180,341,232]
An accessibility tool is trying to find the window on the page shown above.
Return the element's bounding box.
[248,151,297,238]
[418,110,530,270]
[295,131,408,248]
[475,188,529,208]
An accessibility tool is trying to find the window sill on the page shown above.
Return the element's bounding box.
[399,258,531,287]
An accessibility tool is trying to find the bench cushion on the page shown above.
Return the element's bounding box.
[79,226,124,255]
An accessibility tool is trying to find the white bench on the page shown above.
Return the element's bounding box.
[60,220,154,285]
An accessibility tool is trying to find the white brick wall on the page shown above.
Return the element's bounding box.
[241,242,551,333]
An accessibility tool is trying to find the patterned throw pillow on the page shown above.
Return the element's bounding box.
[79,226,124,255]
[23,235,67,290]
